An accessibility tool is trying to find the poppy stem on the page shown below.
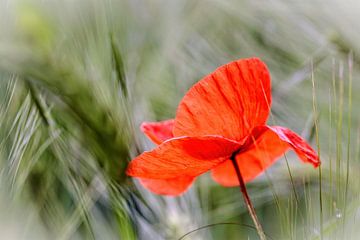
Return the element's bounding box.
[230,153,266,240]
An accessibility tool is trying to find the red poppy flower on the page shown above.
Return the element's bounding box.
[127,58,320,196]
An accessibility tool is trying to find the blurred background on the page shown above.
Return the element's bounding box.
[0,0,359,239]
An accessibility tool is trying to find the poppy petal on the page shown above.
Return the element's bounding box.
[173,58,271,142]
[126,136,241,179]
[141,119,174,145]
[211,126,320,186]
[138,176,195,196]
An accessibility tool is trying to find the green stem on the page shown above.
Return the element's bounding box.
[230,154,266,240]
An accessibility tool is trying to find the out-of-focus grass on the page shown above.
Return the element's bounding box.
[1,0,360,239]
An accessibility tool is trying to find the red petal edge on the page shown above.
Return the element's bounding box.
[141,119,175,145]
[126,136,241,179]
[211,126,320,186]
[138,176,195,196]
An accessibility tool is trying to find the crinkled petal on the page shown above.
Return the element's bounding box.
[212,126,320,186]
[141,119,174,145]
[138,176,195,196]
[173,58,271,142]
[126,136,241,179]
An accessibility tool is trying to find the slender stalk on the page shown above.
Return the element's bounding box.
[230,153,266,240]
[311,61,323,239]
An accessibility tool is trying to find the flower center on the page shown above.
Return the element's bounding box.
[230,148,242,161]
